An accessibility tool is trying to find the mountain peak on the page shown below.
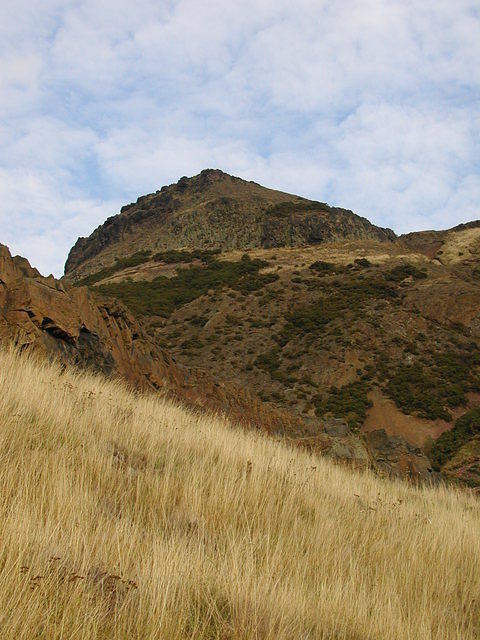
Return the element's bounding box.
[65,172,395,278]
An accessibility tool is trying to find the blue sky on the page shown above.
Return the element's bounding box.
[1,0,479,276]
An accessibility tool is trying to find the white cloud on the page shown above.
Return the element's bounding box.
[0,54,43,117]
[0,0,479,275]
[0,168,120,276]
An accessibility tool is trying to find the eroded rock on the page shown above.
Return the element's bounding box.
[365,429,439,482]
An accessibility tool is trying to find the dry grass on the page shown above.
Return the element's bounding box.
[0,345,479,639]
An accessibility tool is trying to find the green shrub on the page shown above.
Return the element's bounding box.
[385,364,453,421]
[385,264,427,282]
[98,254,278,317]
[276,275,397,346]
[430,408,480,470]
[309,260,335,274]
[384,350,480,421]
[309,260,354,276]
[152,249,220,264]
[314,381,372,430]
[355,258,371,268]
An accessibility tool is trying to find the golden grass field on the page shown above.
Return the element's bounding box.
[0,344,479,639]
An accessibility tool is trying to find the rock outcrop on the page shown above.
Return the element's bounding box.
[65,169,395,280]
[364,428,438,482]
[1,244,178,389]
[295,420,438,483]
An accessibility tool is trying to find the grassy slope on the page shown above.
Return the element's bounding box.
[0,346,479,639]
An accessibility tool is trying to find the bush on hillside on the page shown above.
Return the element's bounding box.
[383,349,480,421]
[314,380,372,430]
[430,408,480,470]
[309,260,336,274]
[385,264,427,282]
[98,254,278,317]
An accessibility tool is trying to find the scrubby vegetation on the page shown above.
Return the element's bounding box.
[276,275,398,345]
[152,248,220,264]
[355,258,371,268]
[386,364,454,421]
[385,351,480,421]
[98,254,278,317]
[76,249,222,287]
[314,380,372,429]
[385,263,427,282]
[308,257,371,277]
[254,347,282,377]
[1,345,480,639]
[308,260,345,276]
[430,407,480,470]
[78,250,479,442]
[309,259,335,274]
[76,250,153,286]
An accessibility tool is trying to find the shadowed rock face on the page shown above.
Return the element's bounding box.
[65,169,395,280]
[364,429,438,482]
[296,420,438,483]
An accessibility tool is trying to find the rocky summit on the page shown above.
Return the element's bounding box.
[65,169,395,280]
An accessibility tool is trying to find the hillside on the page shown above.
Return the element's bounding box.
[1,345,479,639]
[62,172,480,486]
[0,241,435,480]
[65,169,395,280]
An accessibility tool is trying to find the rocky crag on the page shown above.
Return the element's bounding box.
[65,169,395,281]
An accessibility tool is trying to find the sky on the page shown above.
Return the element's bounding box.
[0,0,479,276]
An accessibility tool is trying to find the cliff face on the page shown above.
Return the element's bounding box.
[0,243,183,389]
[65,169,395,280]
